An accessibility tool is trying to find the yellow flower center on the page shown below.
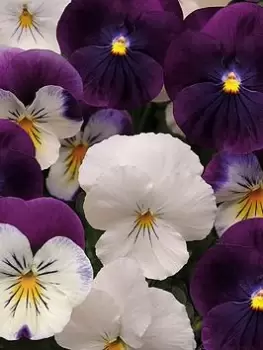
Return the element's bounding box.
[19,4,33,29]
[236,185,263,220]
[111,36,128,56]
[136,209,156,229]
[11,271,43,307]
[222,72,241,94]
[251,290,263,311]
[65,143,89,180]
[17,116,41,149]
[104,338,127,350]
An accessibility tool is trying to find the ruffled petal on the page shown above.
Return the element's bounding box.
[0,197,85,251]
[55,289,121,350]
[93,258,152,347]
[79,133,203,192]
[140,288,196,350]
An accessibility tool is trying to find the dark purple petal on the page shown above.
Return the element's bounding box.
[71,46,163,109]
[57,0,113,58]
[174,82,263,153]
[0,149,43,199]
[0,120,35,156]
[130,11,183,64]
[203,152,261,192]
[202,3,263,55]
[221,218,263,252]
[0,197,85,251]
[5,50,83,106]
[185,7,222,31]
[164,31,222,99]
[202,301,263,350]
[190,244,263,316]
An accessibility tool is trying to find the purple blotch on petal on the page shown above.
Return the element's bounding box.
[17,325,31,340]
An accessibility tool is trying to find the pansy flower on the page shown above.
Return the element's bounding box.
[0,0,70,51]
[0,197,93,340]
[57,0,183,109]
[164,3,263,153]
[0,119,42,199]
[79,133,216,279]
[190,218,263,350]
[56,258,196,350]
[0,48,83,169]
[203,152,263,236]
[46,107,132,201]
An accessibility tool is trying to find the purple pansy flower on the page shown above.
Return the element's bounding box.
[190,218,263,350]
[203,152,263,236]
[0,197,93,340]
[46,105,132,200]
[0,120,43,199]
[57,0,183,109]
[164,3,263,153]
[0,48,83,169]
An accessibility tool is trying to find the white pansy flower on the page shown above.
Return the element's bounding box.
[80,134,216,279]
[0,0,70,51]
[56,258,196,350]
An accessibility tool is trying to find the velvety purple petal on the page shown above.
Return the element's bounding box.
[190,244,263,316]
[0,120,35,156]
[203,152,262,192]
[0,197,85,251]
[71,46,163,109]
[164,31,222,99]
[57,0,113,58]
[5,50,83,106]
[202,301,263,350]
[220,218,263,252]
[202,3,263,55]
[130,11,183,64]
[174,82,263,153]
[84,109,133,142]
[0,149,43,199]
[184,7,222,31]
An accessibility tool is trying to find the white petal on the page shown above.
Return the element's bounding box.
[33,236,93,307]
[0,0,70,51]
[165,103,185,138]
[155,171,216,241]
[152,86,170,103]
[28,86,82,139]
[0,224,34,340]
[46,138,86,200]
[33,125,60,170]
[56,289,121,350]
[0,88,25,120]
[79,133,203,192]
[215,201,243,237]
[83,166,155,230]
[140,288,196,350]
[93,258,152,347]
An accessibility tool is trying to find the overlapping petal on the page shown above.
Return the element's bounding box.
[185,7,222,30]
[0,197,85,251]
[46,108,132,200]
[3,49,83,105]
[0,223,92,340]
